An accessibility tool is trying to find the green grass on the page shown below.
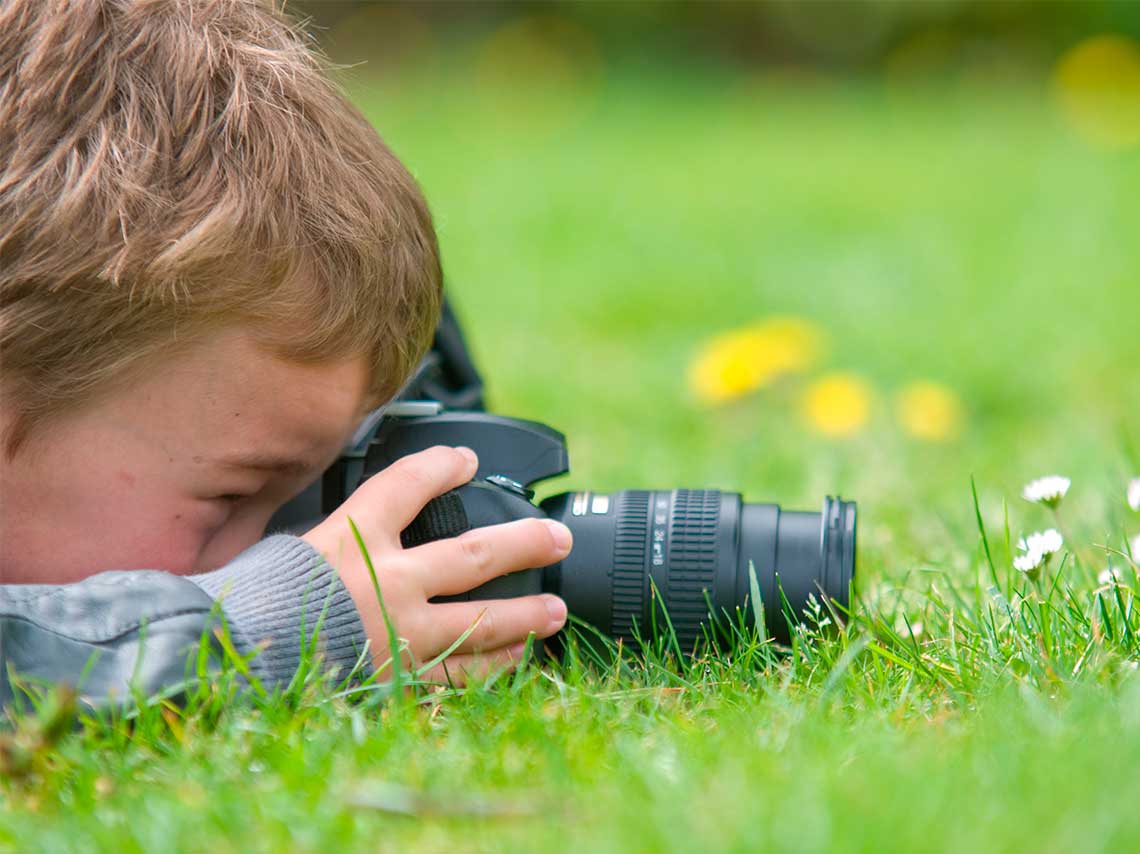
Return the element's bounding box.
[3,57,1140,852]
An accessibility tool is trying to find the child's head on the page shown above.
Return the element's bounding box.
[0,0,442,580]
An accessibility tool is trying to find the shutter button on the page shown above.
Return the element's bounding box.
[484,474,535,501]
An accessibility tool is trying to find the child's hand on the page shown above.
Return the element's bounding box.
[302,445,571,686]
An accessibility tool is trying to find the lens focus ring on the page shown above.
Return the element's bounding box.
[612,491,650,641]
[666,489,721,647]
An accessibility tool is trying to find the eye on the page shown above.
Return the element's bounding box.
[212,493,249,504]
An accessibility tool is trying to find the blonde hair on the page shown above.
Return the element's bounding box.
[0,0,442,455]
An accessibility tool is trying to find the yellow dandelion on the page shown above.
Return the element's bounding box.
[1052,34,1140,151]
[687,317,825,405]
[895,381,964,442]
[801,373,872,438]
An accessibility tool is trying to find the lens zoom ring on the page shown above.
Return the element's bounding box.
[612,491,650,641]
[667,489,721,645]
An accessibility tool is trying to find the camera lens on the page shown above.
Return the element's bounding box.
[539,490,856,647]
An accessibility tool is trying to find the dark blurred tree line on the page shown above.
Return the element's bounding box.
[292,1,1140,71]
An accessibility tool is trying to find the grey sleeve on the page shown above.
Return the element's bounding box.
[187,535,371,687]
[0,535,372,710]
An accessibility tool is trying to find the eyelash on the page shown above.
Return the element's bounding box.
[213,493,248,504]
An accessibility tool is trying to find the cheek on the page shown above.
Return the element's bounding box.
[48,497,212,578]
[192,509,276,573]
[105,504,218,575]
[1,456,221,582]
[84,479,226,575]
[144,525,216,574]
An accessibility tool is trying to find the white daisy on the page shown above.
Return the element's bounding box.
[1098,567,1123,585]
[1021,476,1070,508]
[1017,528,1063,558]
[1014,528,1064,583]
[1131,534,1140,562]
[1013,550,1044,581]
[894,616,924,638]
[1128,478,1140,513]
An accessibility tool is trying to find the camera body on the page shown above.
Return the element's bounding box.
[271,400,856,649]
[268,298,857,650]
[348,404,566,607]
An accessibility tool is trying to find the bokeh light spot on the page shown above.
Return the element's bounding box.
[687,317,825,405]
[801,373,872,438]
[1052,34,1140,151]
[474,15,603,137]
[895,381,964,442]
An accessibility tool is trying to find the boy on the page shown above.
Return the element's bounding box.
[0,0,571,708]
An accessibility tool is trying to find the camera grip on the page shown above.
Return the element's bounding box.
[400,490,471,549]
[406,480,550,605]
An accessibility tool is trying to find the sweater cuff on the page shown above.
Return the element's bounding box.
[188,535,371,687]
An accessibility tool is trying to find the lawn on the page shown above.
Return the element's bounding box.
[3,54,1140,852]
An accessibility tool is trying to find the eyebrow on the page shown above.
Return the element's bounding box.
[214,453,321,479]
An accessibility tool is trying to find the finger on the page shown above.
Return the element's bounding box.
[418,642,530,688]
[426,595,567,656]
[409,517,573,598]
[350,445,478,536]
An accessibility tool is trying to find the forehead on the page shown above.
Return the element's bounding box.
[147,328,370,463]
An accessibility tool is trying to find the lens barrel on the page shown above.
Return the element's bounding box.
[540,490,856,647]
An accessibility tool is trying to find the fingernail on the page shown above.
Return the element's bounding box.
[545,596,568,625]
[544,520,572,552]
[455,446,478,468]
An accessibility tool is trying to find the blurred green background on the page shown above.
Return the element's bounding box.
[5,6,1140,851]
[295,1,1140,587]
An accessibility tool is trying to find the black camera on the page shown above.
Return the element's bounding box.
[269,299,857,650]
